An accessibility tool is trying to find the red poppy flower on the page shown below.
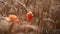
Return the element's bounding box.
[8,15,19,23]
[26,11,33,21]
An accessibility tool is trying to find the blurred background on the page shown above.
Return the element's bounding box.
[0,0,60,34]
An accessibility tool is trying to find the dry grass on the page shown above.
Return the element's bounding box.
[0,0,60,34]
